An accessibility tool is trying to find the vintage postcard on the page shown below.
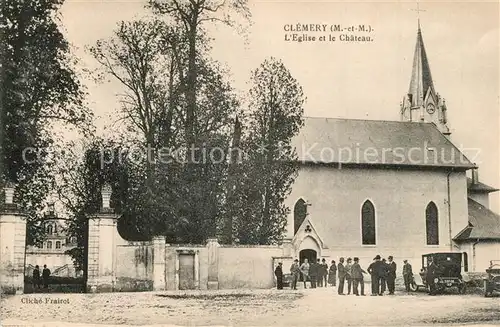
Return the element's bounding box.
[1,0,499,326]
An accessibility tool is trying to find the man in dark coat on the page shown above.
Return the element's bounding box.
[290,259,300,290]
[317,259,324,287]
[426,258,438,295]
[275,262,284,290]
[320,258,328,287]
[387,256,397,295]
[309,259,318,288]
[337,257,346,295]
[367,255,383,296]
[402,259,413,293]
[32,265,41,290]
[380,258,388,294]
[42,264,51,290]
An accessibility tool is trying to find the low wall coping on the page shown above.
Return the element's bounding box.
[218,244,282,248]
[165,244,205,248]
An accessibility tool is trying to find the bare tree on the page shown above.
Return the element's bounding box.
[148,0,250,151]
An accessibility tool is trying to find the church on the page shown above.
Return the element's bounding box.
[284,23,500,272]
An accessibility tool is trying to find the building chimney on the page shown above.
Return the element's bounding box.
[472,167,479,184]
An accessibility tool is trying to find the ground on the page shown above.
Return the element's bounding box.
[1,285,500,326]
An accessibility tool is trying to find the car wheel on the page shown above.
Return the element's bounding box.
[409,282,418,292]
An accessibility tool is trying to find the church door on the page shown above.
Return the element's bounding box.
[299,249,317,281]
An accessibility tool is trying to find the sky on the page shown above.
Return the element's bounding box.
[59,0,499,213]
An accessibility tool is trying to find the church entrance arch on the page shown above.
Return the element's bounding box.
[299,249,317,282]
[299,249,317,265]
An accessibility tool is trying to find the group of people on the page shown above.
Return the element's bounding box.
[32,264,51,291]
[275,255,416,296]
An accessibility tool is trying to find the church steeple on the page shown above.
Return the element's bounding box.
[400,22,450,137]
[408,21,435,108]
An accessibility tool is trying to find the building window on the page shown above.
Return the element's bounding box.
[56,241,61,249]
[47,241,53,249]
[47,224,53,235]
[294,199,308,235]
[425,202,439,245]
[361,200,376,245]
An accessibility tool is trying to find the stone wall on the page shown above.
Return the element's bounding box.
[25,250,78,277]
[218,246,283,289]
[87,216,289,292]
[86,211,155,292]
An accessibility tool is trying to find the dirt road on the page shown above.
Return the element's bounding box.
[2,287,499,326]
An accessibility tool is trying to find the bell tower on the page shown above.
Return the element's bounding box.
[400,21,451,137]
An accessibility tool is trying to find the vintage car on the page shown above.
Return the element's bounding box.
[412,252,467,294]
[484,260,500,297]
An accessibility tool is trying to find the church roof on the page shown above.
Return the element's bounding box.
[292,117,474,169]
[454,198,500,241]
[408,23,435,108]
[467,178,499,194]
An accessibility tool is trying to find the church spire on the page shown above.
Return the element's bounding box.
[400,22,450,137]
[408,21,435,108]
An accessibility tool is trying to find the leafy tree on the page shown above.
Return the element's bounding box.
[90,18,240,243]
[148,0,250,150]
[0,0,93,243]
[230,57,305,244]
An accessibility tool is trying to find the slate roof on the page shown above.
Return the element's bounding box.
[454,198,500,241]
[467,178,499,194]
[292,117,474,169]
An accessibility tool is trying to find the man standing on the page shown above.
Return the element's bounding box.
[351,257,366,296]
[402,259,413,293]
[320,258,328,287]
[42,264,51,290]
[309,259,318,288]
[300,259,310,289]
[328,260,337,286]
[380,258,388,294]
[345,258,353,295]
[387,256,397,295]
[427,258,438,295]
[337,257,346,295]
[32,265,41,290]
[290,259,300,290]
[367,255,382,296]
[275,262,284,290]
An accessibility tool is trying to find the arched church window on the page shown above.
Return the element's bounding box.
[294,199,307,235]
[47,241,52,249]
[361,200,376,245]
[47,224,53,235]
[56,241,61,249]
[426,202,439,245]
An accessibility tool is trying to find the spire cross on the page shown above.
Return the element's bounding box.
[411,2,426,21]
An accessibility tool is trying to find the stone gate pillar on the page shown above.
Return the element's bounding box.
[152,236,166,291]
[206,238,220,290]
[87,184,119,292]
[0,183,27,295]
